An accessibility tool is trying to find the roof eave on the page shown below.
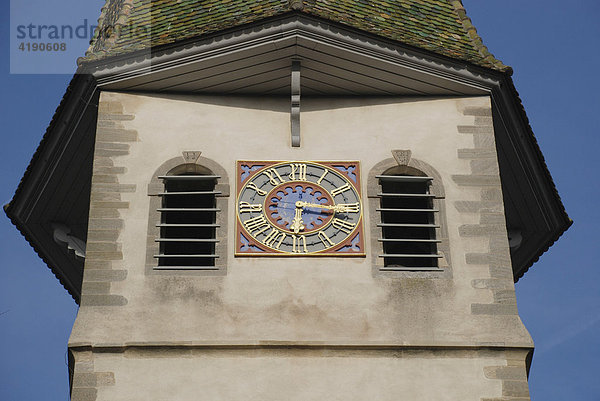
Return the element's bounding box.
[493,75,572,281]
[514,218,572,282]
[4,203,81,302]
[5,73,99,303]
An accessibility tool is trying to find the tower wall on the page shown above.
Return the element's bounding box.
[69,92,532,401]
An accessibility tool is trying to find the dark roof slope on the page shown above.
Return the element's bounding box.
[82,0,509,72]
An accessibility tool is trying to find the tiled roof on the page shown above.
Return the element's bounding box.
[82,0,509,72]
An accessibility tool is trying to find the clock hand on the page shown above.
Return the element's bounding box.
[296,201,332,210]
[296,201,350,213]
[271,200,301,210]
[290,205,305,234]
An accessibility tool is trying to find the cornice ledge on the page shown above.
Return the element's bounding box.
[69,341,535,352]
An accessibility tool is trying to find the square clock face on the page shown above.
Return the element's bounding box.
[235,161,365,256]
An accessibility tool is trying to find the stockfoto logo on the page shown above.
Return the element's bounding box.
[16,19,97,40]
[10,9,151,74]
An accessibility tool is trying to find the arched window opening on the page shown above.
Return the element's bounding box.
[377,166,441,270]
[155,165,220,269]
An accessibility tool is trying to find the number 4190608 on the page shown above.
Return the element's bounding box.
[18,42,66,52]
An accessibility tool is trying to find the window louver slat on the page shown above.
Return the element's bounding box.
[154,266,220,271]
[158,208,221,212]
[377,208,438,212]
[377,223,439,228]
[159,175,221,180]
[380,267,444,272]
[378,254,442,258]
[158,191,222,195]
[156,224,220,227]
[378,238,441,243]
[376,175,434,182]
[154,254,219,258]
[377,193,436,198]
[155,239,219,243]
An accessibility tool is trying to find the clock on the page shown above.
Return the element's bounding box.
[236,161,365,256]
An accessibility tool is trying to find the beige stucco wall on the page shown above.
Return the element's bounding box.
[69,92,532,400]
[71,92,530,347]
[92,350,505,401]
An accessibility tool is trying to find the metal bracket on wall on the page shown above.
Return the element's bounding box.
[291,59,301,147]
[52,223,86,259]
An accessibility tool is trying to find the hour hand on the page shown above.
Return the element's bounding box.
[290,205,305,234]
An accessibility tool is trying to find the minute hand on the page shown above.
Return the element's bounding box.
[296,201,349,213]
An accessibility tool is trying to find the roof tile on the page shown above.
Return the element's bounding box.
[82,0,509,72]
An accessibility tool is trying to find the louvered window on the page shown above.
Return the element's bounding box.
[377,174,442,271]
[154,174,221,269]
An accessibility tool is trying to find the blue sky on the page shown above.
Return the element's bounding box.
[463,1,600,399]
[1,1,598,400]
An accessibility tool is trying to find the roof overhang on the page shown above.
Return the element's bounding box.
[5,74,99,302]
[6,14,570,301]
[83,15,497,96]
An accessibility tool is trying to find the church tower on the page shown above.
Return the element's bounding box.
[6,1,570,400]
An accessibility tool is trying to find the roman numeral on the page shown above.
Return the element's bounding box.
[292,235,308,253]
[246,182,267,196]
[316,170,328,185]
[263,228,286,250]
[332,218,356,234]
[239,201,263,213]
[289,163,307,181]
[243,214,270,235]
[318,231,334,247]
[263,168,286,185]
[337,202,360,213]
[331,183,351,196]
